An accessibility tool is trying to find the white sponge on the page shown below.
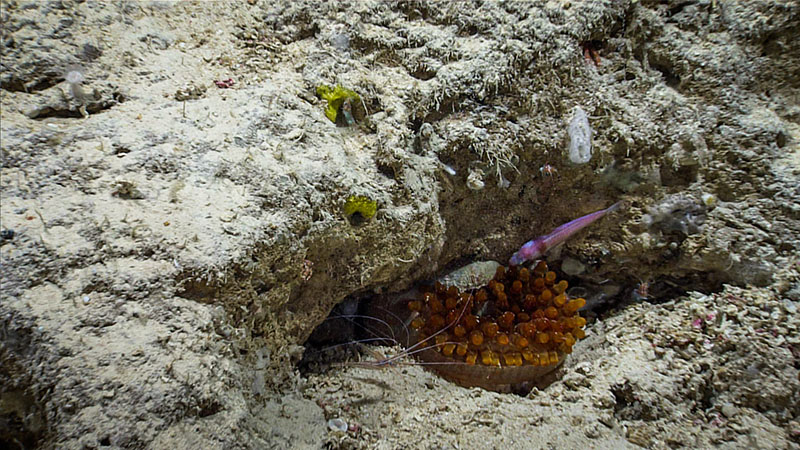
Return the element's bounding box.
[567,106,592,164]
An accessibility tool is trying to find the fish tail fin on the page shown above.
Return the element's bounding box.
[607,201,623,213]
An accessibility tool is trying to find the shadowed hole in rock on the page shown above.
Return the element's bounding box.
[651,61,681,90]
[0,388,46,449]
[198,400,223,418]
[410,66,437,80]
[177,275,217,303]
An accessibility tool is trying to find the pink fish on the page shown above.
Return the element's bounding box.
[509,202,622,266]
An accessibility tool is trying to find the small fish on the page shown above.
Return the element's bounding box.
[509,202,622,266]
[341,98,356,126]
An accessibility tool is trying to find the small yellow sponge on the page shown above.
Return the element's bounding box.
[343,195,377,221]
[316,85,361,124]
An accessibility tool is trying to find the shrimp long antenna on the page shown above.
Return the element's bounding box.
[323,336,404,356]
[374,292,473,367]
[343,340,474,369]
[320,313,398,343]
[365,304,411,345]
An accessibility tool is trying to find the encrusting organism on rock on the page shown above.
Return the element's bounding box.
[64,66,86,102]
[642,196,705,236]
[342,195,377,222]
[566,106,593,164]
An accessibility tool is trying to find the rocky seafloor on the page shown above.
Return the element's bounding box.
[1,1,799,448]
